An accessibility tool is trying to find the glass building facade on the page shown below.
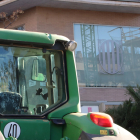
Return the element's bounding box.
[74,24,140,87]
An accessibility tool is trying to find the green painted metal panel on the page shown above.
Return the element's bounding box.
[0,29,69,45]
[0,119,50,140]
[63,113,117,136]
[63,123,82,140]
[50,121,63,140]
[48,51,81,119]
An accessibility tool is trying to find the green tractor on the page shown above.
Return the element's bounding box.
[0,29,137,140]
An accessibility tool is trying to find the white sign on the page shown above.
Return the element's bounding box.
[40,79,47,87]
[81,106,99,113]
[4,122,21,139]
[40,82,46,87]
[29,80,36,87]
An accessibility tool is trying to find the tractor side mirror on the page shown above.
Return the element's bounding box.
[32,58,46,82]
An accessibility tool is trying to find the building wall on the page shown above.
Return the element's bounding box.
[80,87,130,101]
[36,7,140,40]
[1,6,139,102]
[0,7,38,31]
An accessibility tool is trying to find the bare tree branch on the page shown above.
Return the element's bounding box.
[0,9,24,28]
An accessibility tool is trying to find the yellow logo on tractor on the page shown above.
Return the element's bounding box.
[100,130,108,135]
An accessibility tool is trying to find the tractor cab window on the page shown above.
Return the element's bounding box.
[0,46,66,115]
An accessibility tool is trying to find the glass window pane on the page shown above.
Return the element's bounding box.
[0,46,66,115]
[74,24,140,87]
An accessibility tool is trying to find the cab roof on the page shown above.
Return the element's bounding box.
[0,28,69,46]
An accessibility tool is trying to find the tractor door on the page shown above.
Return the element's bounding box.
[0,46,66,140]
[1,119,50,140]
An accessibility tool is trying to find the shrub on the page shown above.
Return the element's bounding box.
[105,85,140,139]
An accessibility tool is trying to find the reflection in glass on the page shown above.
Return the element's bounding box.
[74,24,140,87]
[0,46,66,115]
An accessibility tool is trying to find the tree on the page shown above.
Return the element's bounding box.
[105,85,140,139]
[0,9,24,29]
[126,85,140,105]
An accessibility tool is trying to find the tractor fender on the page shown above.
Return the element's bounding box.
[62,113,138,140]
[78,124,138,140]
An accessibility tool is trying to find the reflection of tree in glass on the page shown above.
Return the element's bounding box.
[0,58,16,92]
